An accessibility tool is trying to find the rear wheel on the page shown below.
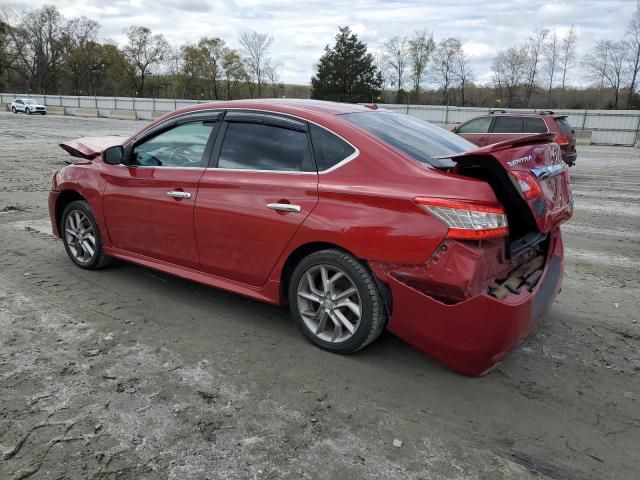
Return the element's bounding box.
[61,200,112,270]
[288,249,386,354]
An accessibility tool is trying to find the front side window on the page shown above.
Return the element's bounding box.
[217,122,313,172]
[131,121,215,167]
[309,124,355,171]
[492,116,524,133]
[342,111,474,166]
[458,117,492,134]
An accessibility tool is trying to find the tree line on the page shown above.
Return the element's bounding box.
[0,5,298,100]
[1,3,639,109]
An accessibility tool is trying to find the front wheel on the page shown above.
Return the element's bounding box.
[288,249,387,354]
[11,107,16,113]
[25,108,31,115]
[61,200,112,270]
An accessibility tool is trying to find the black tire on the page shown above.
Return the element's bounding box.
[26,108,31,115]
[288,249,387,354]
[61,200,113,270]
[11,107,16,113]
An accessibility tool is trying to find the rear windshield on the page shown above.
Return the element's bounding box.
[341,111,474,167]
[555,117,574,135]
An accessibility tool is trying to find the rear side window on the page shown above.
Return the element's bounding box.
[555,117,574,135]
[218,122,313,172]
[458,117,492,134]
[342,111,473,167]
[309,124,355,171]
[524,117,547,133]
[492,116,524,133]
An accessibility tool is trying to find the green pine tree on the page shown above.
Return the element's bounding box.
[311,26,382,103]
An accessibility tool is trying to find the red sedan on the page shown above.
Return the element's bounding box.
[49,100,573,376]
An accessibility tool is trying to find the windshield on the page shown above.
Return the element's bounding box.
[24,99,35,105]
[341,111,475,167]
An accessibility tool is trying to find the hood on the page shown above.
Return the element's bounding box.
[59,136,127,160]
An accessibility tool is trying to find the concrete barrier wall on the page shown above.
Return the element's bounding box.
[109,110,138,120]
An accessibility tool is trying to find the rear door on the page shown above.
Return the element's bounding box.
[103,114,221,268]
[456,116,493,146]
[194,111,318,286]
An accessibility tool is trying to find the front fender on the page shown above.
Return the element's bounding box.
[50,164,109,245]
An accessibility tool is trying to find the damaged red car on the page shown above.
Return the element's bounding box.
[49,100,573,376]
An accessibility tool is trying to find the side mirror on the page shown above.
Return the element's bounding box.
[104,145,124,165]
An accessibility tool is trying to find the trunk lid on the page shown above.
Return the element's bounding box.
[449,133,573,234]
[59,136,127,160]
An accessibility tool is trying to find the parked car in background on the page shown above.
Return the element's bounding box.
[452,111,577,166]
[11,98,47,115]
[49,99,573,376]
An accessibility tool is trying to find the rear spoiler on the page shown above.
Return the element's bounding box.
[59,136,127,160]
[441,133,556,160]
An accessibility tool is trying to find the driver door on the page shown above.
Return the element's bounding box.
[103,114,220,268]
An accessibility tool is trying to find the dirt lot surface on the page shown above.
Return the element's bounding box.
[0,111,639,480]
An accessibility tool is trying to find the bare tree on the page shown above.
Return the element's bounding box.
[373,52,389,101]
[383,36,409,103]
[66,17,101,95]
[0,10,19,84]
[626,1,640,107]
[124,26,169,95]
[543,30,560,105]
[264,59,281,97]
[434,37,461,105]
[454,45,473,106]
[559,25,577,90]
[166,46,184,98]
[3,5,70,93]
[524,28,549,107]
[583,40,628,109]
[492,46,529,107]
[408,29,435,98]
[239,31,273,98]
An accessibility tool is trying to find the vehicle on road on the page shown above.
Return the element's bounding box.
[11,98,47,115]
[452,111,577,166]
[49,99,573,376]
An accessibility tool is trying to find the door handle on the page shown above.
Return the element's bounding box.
[267,203,301,213]
[167,191,192,199]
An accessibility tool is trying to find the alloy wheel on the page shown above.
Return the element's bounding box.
[296,264,362,343]
[64,210,97,264]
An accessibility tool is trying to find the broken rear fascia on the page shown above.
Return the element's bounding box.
[368,230,563,376]
[370,237,544,305]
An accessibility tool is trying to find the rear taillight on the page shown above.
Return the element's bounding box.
[555,134,569,145]
[510,171,542,200]
[415,197,509,240]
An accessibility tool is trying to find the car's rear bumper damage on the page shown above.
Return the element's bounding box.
[370,229,564,376]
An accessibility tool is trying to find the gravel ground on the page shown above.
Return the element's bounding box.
[0,111,639,480]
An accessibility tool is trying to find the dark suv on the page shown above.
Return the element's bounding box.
[452,111,577,166]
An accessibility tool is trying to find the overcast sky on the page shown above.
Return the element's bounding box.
[2,0,637,85]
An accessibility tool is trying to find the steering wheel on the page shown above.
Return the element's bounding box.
[168,146,199,166]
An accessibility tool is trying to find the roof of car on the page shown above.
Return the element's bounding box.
[184,98,373,116]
